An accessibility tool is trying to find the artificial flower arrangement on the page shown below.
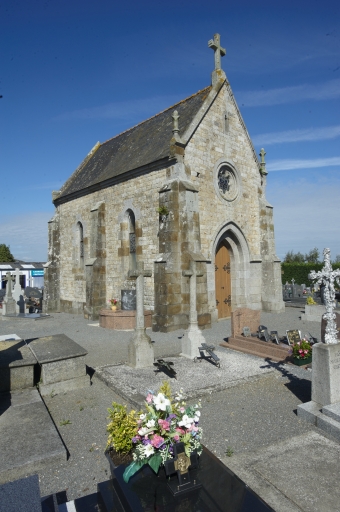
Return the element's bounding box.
[122,382,203,483]
[290,338,313,360]
[108,298,119,306]
[306,296,317,305]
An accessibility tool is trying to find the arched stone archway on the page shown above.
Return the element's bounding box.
[207,222,262,322]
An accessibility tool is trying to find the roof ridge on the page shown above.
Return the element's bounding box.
[101,85,211,146]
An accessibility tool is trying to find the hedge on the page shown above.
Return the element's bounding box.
[281,263,340,287]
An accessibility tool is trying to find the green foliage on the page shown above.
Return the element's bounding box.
[281,262,340,286]
[283,250,305,263]
[60,419,71,426]
[306,296,317,305]
[305,247,320,264]
[158,380,172,399]
[106,402,139,454]
[225,446,234,457]
[157,206,169,216]
[0,244,14,262]
[292,339,312,360]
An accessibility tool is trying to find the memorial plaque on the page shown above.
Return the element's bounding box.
[286,329,301,346]
[121,290,136,310]
[270,331,279,345]
[243,326,251,337]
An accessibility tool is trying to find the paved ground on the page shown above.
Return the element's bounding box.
[1,306,339,511]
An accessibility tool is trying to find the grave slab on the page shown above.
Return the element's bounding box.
[0,340,37,392]
[0,388,66,484]
[224,431,340,512]
[27,334,89,395]
[0,474,42,512]
[94,349,274,408]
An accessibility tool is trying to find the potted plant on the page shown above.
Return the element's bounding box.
[108,298,119,311]
[106,402,140,468]
[121,381,203,483]
[290,338,313,366]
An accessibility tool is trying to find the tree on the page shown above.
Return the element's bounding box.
[0,244,15,262]
[283,250,305,263]
[305,247,320,264]
[334,255,340,264]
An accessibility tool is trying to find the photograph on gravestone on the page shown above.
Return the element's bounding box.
[286,329,302,346]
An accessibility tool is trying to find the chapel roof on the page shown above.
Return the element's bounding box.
[57,86,212,201]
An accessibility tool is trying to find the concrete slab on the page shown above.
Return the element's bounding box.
[224,431,340,512]
[94,348,274,408]
[2,313,51,321]
[0,340,37,392]
[0,474,42,512]
[38,374,90,396]
[27,334,87,363]
[322,402,340,422]
[0,388,67,484]
[0,334,21,341]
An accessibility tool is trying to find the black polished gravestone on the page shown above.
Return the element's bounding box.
[103,445,274,512]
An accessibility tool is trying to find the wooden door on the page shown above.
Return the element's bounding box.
[215,244,231,318]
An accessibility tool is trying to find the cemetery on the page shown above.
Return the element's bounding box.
[2,33,340,512]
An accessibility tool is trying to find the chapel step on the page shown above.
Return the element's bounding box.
[220,335,291,363]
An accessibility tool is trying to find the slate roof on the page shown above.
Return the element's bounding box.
[58,86,212,201]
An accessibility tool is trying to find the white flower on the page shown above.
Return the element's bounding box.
[194,411,201,422]
[153,393,171,411]
[195,411,201,417]
[144,444,155,458]
[178,414,194,428]
[140,413,146,420]
[138,427,150,436]
[146,419,155,428]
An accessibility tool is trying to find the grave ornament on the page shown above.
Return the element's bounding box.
[286,329,301,346]
[164,442,202,496]
[309,248,340,344]
[195,342,221,368]
[243,326,251,337]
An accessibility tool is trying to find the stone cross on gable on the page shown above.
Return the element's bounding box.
[2,272,15,299]
[259,148,268,176]
[208,33,226,71]
[172,110,180,135]
[309,248,340,344]
[127,261,154,368]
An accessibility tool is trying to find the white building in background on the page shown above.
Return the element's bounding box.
[0,262,45,290]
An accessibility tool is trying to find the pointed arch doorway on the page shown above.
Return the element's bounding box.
[215,242,232,318]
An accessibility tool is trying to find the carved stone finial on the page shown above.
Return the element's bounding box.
[259,148,268,176]
[208,33,226,71]
[172,110,180,135]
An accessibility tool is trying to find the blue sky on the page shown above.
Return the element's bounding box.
[1,0,339,262]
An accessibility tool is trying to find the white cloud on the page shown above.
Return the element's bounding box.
[54,95,182,121]
[236,79,340,107]
[268,178,340,261]
[267,157,340,172]
[252,125,340,146]
[0,212,52,262]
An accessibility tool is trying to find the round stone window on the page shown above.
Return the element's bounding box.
[216,164,239,202]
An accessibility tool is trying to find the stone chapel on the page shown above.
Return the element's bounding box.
[44,33,285,331]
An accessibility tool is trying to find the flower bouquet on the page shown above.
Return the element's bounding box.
[290,338,313,365]
[123,382,203,483]
[108,298,119,306]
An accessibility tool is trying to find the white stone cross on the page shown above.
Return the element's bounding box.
[181,260,206,359]
[2,272,15,299]
[291,278,295,285]
[127,261,154,368]
[183,260,203,327]
[309,248,340,344]
[208,33,226,71]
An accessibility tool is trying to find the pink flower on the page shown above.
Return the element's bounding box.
[151,435,165,448]
[179,407,185,413]
[173,434,180,441]
[146,393,153,404]
[158,419,170,431]
[175,427,185,435]
[299,349,303,354]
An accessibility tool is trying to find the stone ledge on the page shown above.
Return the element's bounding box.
[99,309,153,330]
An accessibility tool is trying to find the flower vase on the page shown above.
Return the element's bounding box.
[111,306,117,311]
[293,356,312,366]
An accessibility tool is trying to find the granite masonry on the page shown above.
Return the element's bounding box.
[44,33,284,332]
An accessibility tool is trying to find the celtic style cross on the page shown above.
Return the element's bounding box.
[309,248,340,344]
[128,262,152,331]
[259,148,268,176]
[172,110,180,135]
[208,33,226,70]
[2,272,15,299]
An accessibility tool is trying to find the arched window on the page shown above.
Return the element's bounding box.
[127,210,136,270]
[77,222,84,260]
